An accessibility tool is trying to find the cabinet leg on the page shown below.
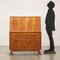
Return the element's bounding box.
[37,51,41,55]
[10,51,13,55]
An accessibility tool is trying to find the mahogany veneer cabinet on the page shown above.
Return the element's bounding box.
[9,16,41,55]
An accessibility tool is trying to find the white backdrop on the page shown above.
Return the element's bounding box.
[0,0,60,46]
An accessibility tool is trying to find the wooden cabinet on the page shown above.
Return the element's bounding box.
[9,16,41,55]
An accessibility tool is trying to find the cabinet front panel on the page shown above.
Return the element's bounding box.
[10,32,41,51]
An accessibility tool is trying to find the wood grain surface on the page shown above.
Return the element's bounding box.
[10,16,41,52]
[10,16,41,32]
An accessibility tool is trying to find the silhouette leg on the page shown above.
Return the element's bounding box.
[46,30,55,50]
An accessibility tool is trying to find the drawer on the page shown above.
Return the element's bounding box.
[10,32,41,51]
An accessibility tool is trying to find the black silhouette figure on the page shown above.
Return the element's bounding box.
[44,1,56,54]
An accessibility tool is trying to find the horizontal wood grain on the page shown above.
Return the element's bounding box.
[9,32,41,51]
[9,16,41,52]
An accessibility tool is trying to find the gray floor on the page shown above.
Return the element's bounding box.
[0,46,60,60]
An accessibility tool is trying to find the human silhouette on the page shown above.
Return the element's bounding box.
[44,1,56,54]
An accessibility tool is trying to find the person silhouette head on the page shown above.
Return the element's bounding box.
[47,1,55,9]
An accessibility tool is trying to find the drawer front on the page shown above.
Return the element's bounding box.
[9,32,41,51]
